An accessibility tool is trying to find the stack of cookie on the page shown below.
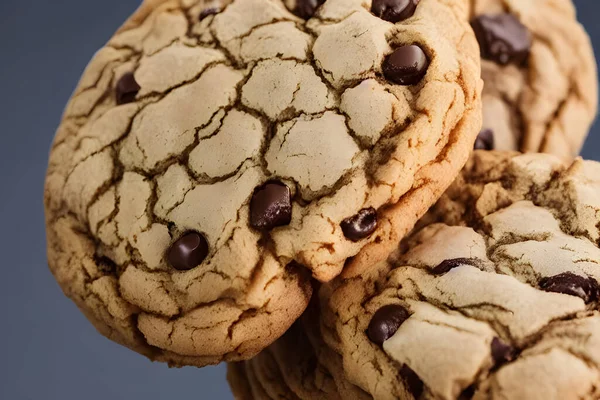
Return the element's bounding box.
[43,0,599,398]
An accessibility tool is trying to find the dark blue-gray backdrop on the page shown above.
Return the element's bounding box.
[0,1,597,399]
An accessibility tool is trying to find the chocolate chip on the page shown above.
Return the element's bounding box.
[432,258,479,275]
[471,14,531,66]
[539,272,599,303]
[340,207,378,242]
[474,129,494,150]
[250,181,292,230]
[491,337,514,365]
[399,365,424,398]
[367,304,410,345]
[371,0,419,23]
[291,0,325,19]
[115,72,140,105]
[199,7,220,20]
[382,45,429,85]
[167,232,209,271]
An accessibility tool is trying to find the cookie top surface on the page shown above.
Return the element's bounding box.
[322,151,600,399]
[44,0,481,366]
[470,0,598,158]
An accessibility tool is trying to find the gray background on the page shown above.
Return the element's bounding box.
[0,0,597,399]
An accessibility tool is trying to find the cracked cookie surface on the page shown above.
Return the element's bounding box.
[319,151,600,399]
[44,0,482,366]
[470,0,598,158]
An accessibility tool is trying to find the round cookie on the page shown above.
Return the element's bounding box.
[469,0,598,158]
[321,151,600,399]
[44,0,482,366]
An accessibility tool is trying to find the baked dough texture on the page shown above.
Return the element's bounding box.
[472,0,597,158]
[229,151,600,399]
[227,306,371,400]
[44,0,482,366]
[322,151,600,399]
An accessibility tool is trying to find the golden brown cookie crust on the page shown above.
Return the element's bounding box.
[45,0,482,366]
[228,305,370,400]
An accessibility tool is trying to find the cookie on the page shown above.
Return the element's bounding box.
[44,0,482,366]
[469,0,598,158]
[228,302,370,400]
[227,322,341,400]
[321,151,600,399]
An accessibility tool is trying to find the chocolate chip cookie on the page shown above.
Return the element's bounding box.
[44,0,482,366]
[320,151,600,399]
[470,0,598,158]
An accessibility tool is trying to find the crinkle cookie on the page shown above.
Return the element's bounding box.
[469,0,597,158]
[321,151,600,399]
[44,0,482,366]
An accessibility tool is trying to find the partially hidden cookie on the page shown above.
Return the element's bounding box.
[321,151,600,399]
[470,0,597,158]
[228,300,371,400]
[44,0,482,366]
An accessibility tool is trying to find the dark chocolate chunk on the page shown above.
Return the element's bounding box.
[115,72,140,105]
[199,7,220,21]
[250,181,292,230]
[371,0,419,23]
[292,0,325,19]
[432,258,479,275]
[399,364,424,398]
[539,272,599,303]
[382,45,429,85]
[471,14,531,66]
[167,232,209,271]
[341,207,378,242]
[474,129,495,150]
[367,304,410,345]
[491,337,515,365]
